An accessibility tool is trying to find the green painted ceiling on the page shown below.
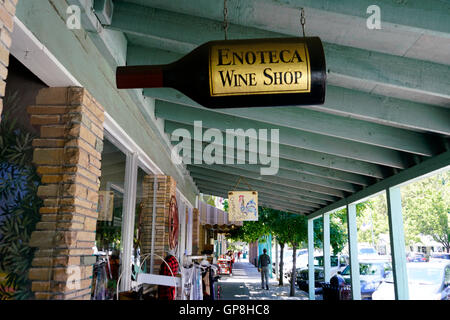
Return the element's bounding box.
[105,0,449,215]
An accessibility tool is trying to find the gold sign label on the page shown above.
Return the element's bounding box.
[209,41,311,96]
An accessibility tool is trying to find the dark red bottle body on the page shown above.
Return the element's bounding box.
[117,37,326,109]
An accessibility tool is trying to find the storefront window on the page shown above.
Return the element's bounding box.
[92,138,127,300]
[132,167,149,278]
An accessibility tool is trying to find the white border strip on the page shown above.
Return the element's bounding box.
[103,112,163,175]
[177,187,194,209]
[11,17,81,87]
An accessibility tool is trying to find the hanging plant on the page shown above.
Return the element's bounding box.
[0,93,42,300]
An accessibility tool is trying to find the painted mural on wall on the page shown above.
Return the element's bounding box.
[228,191,258,221]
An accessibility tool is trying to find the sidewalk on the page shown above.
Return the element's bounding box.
[216,258,313,300]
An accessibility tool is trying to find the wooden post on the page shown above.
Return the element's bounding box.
[120,152,138,292]
[386,186,409,300]
[346,203,361,300]
[323,212,331,283]
[308,218,315,300]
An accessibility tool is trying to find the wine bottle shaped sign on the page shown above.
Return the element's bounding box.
[116,37,326,109]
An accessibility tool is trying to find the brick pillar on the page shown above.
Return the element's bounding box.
[142,175,177,274]
[0,0,18,120]
[27,87,105,300]
[192,208,200,255]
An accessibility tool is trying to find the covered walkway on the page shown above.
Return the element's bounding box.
[217,259,311,300]
[0,0,448,301]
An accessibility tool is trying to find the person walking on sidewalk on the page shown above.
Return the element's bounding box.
[257,248,271,290]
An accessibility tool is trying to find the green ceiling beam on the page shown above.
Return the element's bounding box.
[307,150,450,219]
[196,106,436,157]
[141,82,450,137]
[139,70,440,154]
[187,163,346,198]
[190,161,358,193]
[198,186,308,215]
[132,41,450,135]
[189,170,329,206]
[127,0,450,38]
[164,120,390,179]
[195,181,319,210]
[113,2,450,104]
[189,166,342,202]
[182,140,373,186]
[187,165,337,203]
[156,100,408,168]
[194,180,320,209]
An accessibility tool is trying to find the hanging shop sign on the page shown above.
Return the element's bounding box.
[116,37,326,109]
[228,191,258,221]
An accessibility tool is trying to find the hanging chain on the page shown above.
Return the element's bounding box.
[232,176,254,191]
[300,7,306,37]
[223,0,229,40]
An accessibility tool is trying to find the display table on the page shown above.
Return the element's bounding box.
[217,258,232,275]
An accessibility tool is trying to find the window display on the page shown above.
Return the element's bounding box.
[92,139,127,300]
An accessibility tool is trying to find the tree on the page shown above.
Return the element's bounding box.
[402,172,449,252]
[313,217,348,255]
[353,173,449,254]
[228,206,270,244]
[259,207,307,296]
[283,214,307,296]
[261,208,290,286]
[356,194,390,248]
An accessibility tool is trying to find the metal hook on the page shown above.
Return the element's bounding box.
[223,0,229,40]
[300,7,306,37]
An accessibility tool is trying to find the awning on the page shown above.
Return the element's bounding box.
[199,201,242,233]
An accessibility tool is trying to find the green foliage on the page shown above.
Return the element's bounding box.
[402,172,449,251]
[222,199,228,212]
[356,194,389,246]
[354,172,449,252]
[313,217,348,255]
[228,206,271,243]
[229,205,350,255]
[0,110,42,300]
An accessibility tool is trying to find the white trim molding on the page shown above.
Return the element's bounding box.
[104,112,164,175]
[11,17,81,87]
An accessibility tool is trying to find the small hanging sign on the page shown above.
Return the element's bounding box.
[228,191,258,221]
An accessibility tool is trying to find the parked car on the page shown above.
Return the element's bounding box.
[429,252,450,262]
[407,252,428,262]
[296,255,349,292]
[336,259,392,299]
[358,246,379,258]
[273,248,308,279]
[372,262,450,300]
